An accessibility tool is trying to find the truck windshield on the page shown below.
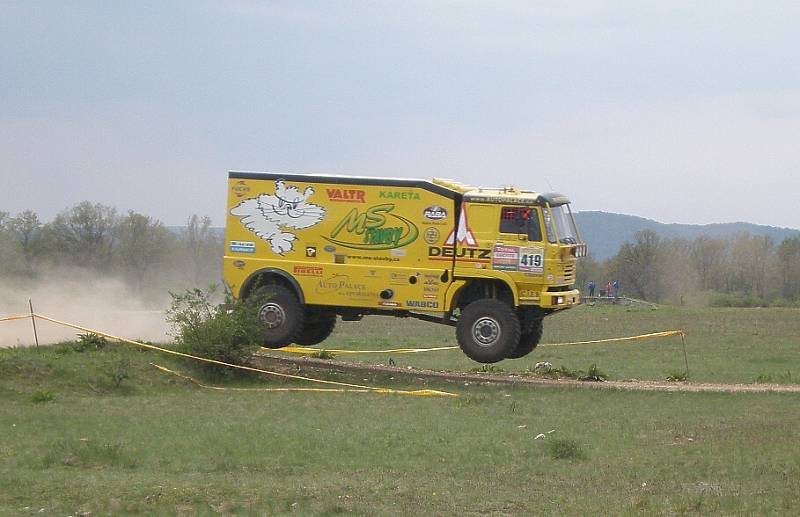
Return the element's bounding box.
[545,204,579,244]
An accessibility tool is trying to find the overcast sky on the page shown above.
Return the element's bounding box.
[2,1,799,228]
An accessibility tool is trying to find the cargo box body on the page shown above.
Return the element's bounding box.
[225,172,458,312]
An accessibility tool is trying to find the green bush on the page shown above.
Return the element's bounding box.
[666,370,689,382]
[166,286,264,377]
[577,364,607,382]
[74,333,109,352]
[31,390,55,403]
[525,364,577,379]
[546,438,586,460]
[523,363,608,381]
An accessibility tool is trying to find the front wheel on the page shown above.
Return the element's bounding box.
[456,299,521,363]
[251,285,305,348]
[507,318,543,359]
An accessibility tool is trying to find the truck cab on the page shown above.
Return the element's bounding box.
[448,185,584,309]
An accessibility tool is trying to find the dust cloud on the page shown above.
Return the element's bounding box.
[0,269,173,347]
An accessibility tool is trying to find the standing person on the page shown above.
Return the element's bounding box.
[587,280,596,297]
[606,281,612,298]
[613,280,620,298]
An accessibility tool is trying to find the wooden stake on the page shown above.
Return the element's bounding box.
[29,299,40,349]
[680,331,689,375]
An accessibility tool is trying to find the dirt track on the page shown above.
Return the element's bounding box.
[254,354,800,394]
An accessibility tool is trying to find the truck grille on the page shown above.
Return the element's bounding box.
[562,263,576,284]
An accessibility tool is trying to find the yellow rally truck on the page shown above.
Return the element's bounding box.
[224,171,586,363]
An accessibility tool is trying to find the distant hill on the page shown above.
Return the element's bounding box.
[167,215,800,263]
[575,211,800,260]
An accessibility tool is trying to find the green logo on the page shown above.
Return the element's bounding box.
[325,204,418,250]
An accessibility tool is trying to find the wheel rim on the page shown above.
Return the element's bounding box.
[472,316,501,347]
[259,303,286,329]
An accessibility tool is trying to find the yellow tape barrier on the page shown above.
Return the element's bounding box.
[273,345,459,355]
[28,313,456,398]
[0,314,31,323]
[540,330,685,347]
[270,330,686,355]
[152,363,374,394]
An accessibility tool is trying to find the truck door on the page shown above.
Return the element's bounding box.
[496,206,545,276]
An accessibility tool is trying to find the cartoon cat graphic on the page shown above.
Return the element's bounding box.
[230,180,326,255]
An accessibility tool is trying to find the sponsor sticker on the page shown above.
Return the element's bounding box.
[428,246,492,262]
[232,260,246,269]
[379,191,421,200]
[315,274,376,297]
[423,227,440,244]
[406,300,440,309]
[423,205,448,220]
[232,181,251,197]
[379,301,400,307]
[305,246,317,258]
[445,206,477,246]
[230,240,256,254]
[230,180,325,255]
[293,265,323,276]
[389,272,407,285]
[492,245,519,271]
[519,246,544,274]
[325,204,418,250]
[326,188,365,203]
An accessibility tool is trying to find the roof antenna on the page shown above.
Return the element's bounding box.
[544,176,555,192]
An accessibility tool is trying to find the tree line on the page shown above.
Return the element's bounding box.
[2,203,799,307]
[577,229,800,306]
[0,203,223,298]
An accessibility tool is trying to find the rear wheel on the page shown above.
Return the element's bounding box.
[251,285,304,348]
[294,308,336,346]
[456,299,521,363]
[507,318,543,359]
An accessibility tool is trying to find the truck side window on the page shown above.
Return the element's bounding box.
[499,207,542,241]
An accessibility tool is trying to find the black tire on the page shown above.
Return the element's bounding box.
[294,309,336,346]
[507,318,543,359]
[456,299,521,363]
[251,285,305,348]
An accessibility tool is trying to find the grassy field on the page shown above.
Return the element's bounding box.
[2,305,800,515]
[315,304,800,385]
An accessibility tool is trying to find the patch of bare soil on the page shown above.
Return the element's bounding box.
[253,354,800,394]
